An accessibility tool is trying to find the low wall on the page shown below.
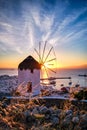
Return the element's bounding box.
[1,94,87,110]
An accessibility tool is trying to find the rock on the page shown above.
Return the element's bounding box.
[65,113,73,120]
[31,126,42,130]
[0,75,10,80]
[69,105,75,110]
[47,108,54,114]
[79,114,87,129]
[62,119,71,128]
[73,111,80,116]
[24,110,36,125]
[51,113,58,118]
[26,114,36,123]
[72,116,79,124]
[2,102,8,108]
[24,110,31,117]
[44,108,52,120]
[32,107,39,114]
[40,106,48,114]
[51,117,59,125]
[45,114,51,120]
[74,126,82,130]
[54,109,62,117]
[62,114,73,127]
[81,114,87,120]
[66,109,73,115]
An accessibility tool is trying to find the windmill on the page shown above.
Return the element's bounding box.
[34,41,57,85]
[17,41,57,96]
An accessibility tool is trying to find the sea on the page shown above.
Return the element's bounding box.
[0,68,87,89]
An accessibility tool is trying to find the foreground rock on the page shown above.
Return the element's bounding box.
[0,98,87,130]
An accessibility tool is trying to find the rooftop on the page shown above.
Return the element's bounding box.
[18,55,41,70]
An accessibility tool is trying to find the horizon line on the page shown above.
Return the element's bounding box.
[0,66,87,70]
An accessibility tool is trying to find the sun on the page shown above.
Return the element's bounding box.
[34,41,57,77]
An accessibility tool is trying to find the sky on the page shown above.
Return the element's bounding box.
[0,0,87,69]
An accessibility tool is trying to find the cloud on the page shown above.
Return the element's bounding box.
[27,22,34,48]
[42,31,51,41]
[58,8,87,31]
[48,7,87,46]
[31,6,54,34]
[0,11,34,54]
[0,33,15,46]
[31,9,41,29]
[0,0,87,57]
[0,22,13,29]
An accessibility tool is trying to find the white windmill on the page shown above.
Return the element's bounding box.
[18,41,57,96]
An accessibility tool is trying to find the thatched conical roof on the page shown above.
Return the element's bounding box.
[18,55,41,70]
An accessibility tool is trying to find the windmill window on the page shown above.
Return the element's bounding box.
[31,69,33,73]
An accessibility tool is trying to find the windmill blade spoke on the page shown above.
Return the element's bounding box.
[44,46,53,63]
[46,66,56,73]
[34,48,42,63]
[46,58,56,63]
[35,41,56,79]
[43,65,49,77]
[42,41,47,61]
[39,42,41,63]
[47,64,54,65]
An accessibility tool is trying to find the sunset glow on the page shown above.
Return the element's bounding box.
[0,0,87,69]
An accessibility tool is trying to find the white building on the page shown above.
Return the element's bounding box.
[18,55,41,95]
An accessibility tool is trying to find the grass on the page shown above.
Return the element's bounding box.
[0,97,87,130]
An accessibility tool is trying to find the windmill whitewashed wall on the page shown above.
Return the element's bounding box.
[18,56,41,95]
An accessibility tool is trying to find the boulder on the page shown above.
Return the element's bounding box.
[32,107,39,114]
[26,114,36,123]
[66,109,73,115]
[51,117,59,125]
[72,116,79,124]
[40,106,48,114]
[24,110,31,117]
[62,114,72,127]
[79,114,87,129]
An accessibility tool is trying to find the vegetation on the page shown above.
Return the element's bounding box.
[74,90,87,100]
[0,97,87,130]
